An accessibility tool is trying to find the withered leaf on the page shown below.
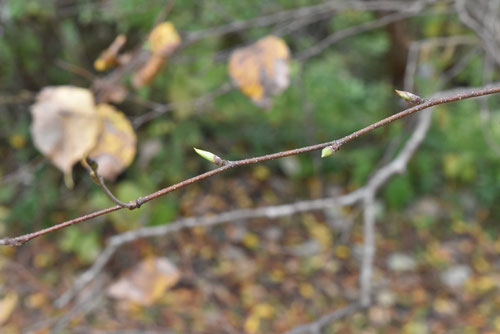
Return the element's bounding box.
[30,86,100,183]
[228,35,291,108]
[87,104,136,180]
[107,257,180,306]
[132,22,181,88]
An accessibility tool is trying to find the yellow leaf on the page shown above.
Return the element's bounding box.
[228,35,290,108]
[0,292,18,325]
[87,104,136,180]
[148,22,181,56]
[132,22,181,88]
[30,86,100,182]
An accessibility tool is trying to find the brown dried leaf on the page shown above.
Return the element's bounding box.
[132,54,165,89]
[87,104,136,180]
[228,35,290,108]
[107,257,180,306]
[30,86,100,182]
[94,34,127,71]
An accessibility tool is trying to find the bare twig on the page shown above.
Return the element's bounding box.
[2,84,500,247]
[82,158,134,209]
[296,2,426,61]
[184,1,412,44]
[283,302,363,334]
[132,82,234,129]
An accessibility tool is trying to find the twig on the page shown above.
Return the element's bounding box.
[283,302,363,334]
[82,158,134,209]
[296,2,425,61]
[132,82,234,129]
[2,84,500,247]
[183,0,411,44]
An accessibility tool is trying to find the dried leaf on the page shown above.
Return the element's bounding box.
[0,292,18,325]
[132,22,181,88]
[87,104,136,180]
[30,86,100,182]
[107,257,180,306]
[132,55,165,88]
[228,35,290,108]
[94,34,127,71]
[148,21,181,56]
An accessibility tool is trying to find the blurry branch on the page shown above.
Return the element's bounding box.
[131,82,234,129]
[455,0,500,66]
[2,84,500,247]
[284,302,363,334]
[0,90,35,105]
[183,0,412,44]
[404,35,478,90]
[55,190,362,308]
[296,1,426,61]
[0,158,46,186]
[55,59,97,81]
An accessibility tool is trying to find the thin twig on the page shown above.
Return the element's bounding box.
[2,84,500,247]
[283,302,363,334]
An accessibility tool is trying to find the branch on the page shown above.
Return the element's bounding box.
[2,84,500,247]
[183,0,412,43]
[283,302,363,334]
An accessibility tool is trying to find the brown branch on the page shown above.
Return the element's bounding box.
[2,85,500,247]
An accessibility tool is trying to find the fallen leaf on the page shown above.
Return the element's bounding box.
[0,292,18,325]
[87,104,137,180]
[30,86,100,185]
[228,35,290,108]
[107,257,180,306]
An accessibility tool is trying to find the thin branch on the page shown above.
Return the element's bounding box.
[183,0,412,43]
[2,84,500,247]
[82,158,134,209]
[132,82,234,129]
[55,190,362,308]
[296,2,425,61]
[283,302,363,334]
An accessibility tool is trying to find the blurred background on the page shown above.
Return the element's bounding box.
[1,0,500,333]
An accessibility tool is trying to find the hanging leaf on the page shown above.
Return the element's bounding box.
[87,104,137,180]
[107,257,180,306]
[148,21,181,56]
[132,21,181,88]
[132,55,166,88]
[228,35,291,108]
[94,34,127,72]
[30,86,100,186]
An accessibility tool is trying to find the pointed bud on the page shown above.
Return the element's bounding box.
[194,147,216,163]
[395,90,424,105]
[321,146,334,158]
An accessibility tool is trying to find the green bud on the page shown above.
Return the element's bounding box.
[194,147,216,163]
[395,90,424,105]
[321,146,334,158]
